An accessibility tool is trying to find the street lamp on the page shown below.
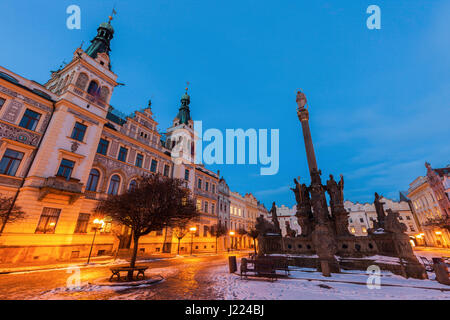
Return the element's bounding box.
[87,218,105,264]
[229,231,235,252]
[189,226,197,255]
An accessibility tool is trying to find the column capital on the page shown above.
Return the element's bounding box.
[297,108,309,122]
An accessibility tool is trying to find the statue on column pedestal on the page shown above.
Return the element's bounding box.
[291,177,313,237]
[285,221,297,238]
[309,169,332,226]
[269,202,281,235]
[373,192,386,230]
[326,174,350,236]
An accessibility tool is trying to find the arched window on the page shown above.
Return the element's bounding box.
[128,180,137,192]
[99,86,110,102]
[108,174,121,195]
[75,73,88,90]
[87,80,99,96]
[86,169,100,192]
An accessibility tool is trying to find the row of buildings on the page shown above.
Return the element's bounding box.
[0,19,267,263]
[269,162,450,249]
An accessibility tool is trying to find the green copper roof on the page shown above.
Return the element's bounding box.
[85,21,114,66]
[99,22,114,32]
[175,92,191,125]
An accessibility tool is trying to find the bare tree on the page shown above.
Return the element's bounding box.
[210,223,228,253]
[96,174,198,279]
[172,217,191,255]
[247,228,259,256]
[0,194,25,234]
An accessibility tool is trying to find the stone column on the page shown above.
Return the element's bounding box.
[297,108,318,174]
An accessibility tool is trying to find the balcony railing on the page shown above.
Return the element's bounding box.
[71,85,106,109]
[38,176,83,204]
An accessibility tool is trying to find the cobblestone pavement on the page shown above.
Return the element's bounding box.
[0,253,246,300]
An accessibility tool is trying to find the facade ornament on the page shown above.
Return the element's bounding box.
[71,141,80,153]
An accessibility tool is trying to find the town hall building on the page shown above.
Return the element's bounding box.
[0,17,260,263]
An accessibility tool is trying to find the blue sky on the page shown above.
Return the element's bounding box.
[0,0,448,208]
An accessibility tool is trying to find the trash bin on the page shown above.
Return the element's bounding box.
[229,256,237,273]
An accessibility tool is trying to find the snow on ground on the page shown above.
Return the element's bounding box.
[0,258,164,275]
[32,266,179,300]
[211,265,450,300]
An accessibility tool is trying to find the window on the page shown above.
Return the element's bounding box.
[406,216,411,221]
[0,149,24,176]
[128,180,137,192]
[97,138,109,155]
[101,216,112,233]
[99,86,109,101]
[184,169,189,181]
[35,207,61,234]
[150,159,158,173]
[350,227,356,234]
[204,226,209,237]
[205,182,209,192]
[163,164,170,177]
[118,147,128,162]
[0,97,5,108]
[212,184,215,193]
[75,73,88,90]
[359,218,364,223]
[135,154,143,168]
[198,179,202,189]
[87,80,99,96]
[71,122,87,142]
[19,109,41,131]
[108,175,121,195]
[362,227,367,233]
[74,213,90,233]
[196,199,202,211]
[86,169,100,192]
[57,159,75,180]
[204,201,209,213]
[211,203,215,215]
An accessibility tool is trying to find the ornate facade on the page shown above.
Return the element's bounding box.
[0,18,260,263]
[407,163,450,248]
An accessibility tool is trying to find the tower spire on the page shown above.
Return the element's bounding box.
[175,84,192,125]
[85,12,116,66]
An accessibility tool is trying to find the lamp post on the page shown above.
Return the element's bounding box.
[229,231,235,252]
[189,226,197,255]
[87,218,104,264]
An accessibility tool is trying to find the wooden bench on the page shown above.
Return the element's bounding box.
[109,266,148,282]
[269,257,290,276]
[240,258,277,281]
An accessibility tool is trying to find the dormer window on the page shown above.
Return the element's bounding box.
[100,61,105,66]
